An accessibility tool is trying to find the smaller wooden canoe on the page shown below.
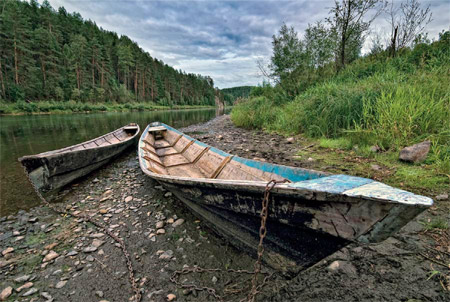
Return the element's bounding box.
[19,123,140,192]
[138,122,433,274]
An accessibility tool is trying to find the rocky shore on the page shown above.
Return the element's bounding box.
[1,115,449,302]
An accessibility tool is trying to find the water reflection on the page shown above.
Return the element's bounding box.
[0,108,225,216]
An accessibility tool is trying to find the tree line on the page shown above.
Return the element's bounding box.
[221,86,253,105]
[0,0,217,106]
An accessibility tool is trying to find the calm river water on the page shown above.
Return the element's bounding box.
[0,108,226,216]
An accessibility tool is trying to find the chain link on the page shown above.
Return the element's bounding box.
[170,179,285,302]
[21,165,142,302]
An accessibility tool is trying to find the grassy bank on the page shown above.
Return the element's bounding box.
[0,101,215,115]
[232,32,450,173]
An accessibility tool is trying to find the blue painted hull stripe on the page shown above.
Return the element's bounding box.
[289,175,374,193]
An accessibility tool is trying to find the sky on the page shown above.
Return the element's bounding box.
[44,0,450,88]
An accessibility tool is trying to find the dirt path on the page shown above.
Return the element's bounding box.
[1,115,448,302]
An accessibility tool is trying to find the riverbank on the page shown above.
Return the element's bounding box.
[0,101,215,115]
[1,115,448,301]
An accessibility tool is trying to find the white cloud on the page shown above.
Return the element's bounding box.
[45,0,449,88]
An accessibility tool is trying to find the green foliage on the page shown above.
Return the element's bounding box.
[0,0,216,109]
[221,86,253,104]
[420,219,449,231]
[231,97,280,129]
[232,32,450,171]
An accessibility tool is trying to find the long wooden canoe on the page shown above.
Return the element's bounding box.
[20,123,140,193]
[138,122,432,274]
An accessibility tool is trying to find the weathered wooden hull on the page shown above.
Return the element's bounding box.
[20,124,140,192]
[138,122,433,272]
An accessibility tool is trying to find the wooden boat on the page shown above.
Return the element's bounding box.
[138,122,433,274]
[20,123,140,193]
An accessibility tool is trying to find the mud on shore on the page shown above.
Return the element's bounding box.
[1,115,449,302]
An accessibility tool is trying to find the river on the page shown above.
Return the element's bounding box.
[0,108,226,216]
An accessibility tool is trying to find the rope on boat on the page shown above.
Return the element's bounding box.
[170,179,287,302]
[20,165,142,302]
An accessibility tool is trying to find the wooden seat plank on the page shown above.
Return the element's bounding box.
[156,147,179,157]
[154,139,171,149]
[163,154,190,167]
[167,164,207,178]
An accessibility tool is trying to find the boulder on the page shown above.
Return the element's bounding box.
[399,140,431,163]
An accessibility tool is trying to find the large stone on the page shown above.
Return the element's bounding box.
[399,140,431,163]
[0,287,12,301]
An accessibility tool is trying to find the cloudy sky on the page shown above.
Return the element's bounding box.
[44,0,449,88]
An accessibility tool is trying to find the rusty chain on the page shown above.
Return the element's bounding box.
[21,165,142,302]
[170,179,286,302]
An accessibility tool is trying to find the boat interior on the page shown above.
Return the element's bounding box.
[39,124,139,156]
[140,123,325,182]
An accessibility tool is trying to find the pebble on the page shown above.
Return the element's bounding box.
[0,287,12,300]
[22,288,38,297]
[159,250,173,260]
[167,293,177,301]
[44,243,58,250]
[95,290,104,298]
[148,289,164,298]
[156,229,166,235]
[83,246,98,253]
[41,292,53,301]
[55,280,67,289]
[14,275,31,283]
[125,196,133,202]
[164,192,172,197]
[156,221,165,229]
[86,255,94,262]
[43,251,59,262]
[212,276,218,284]
[67,251,78,257]
[286,137,295,143]
[1,247,14,256]
[92,239,105,248]
[16,282,33,292]
[436,194,448,201]
[326,260,357,275]
[371,164,382,171]
[172,219,185,228]
[99,209,108,214]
